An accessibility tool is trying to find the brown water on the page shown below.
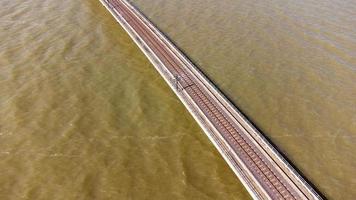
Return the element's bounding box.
[0,0,355,199]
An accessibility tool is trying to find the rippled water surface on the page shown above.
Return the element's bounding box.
[0,0,355,199]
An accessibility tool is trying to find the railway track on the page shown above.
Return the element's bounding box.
[99,0,323,199]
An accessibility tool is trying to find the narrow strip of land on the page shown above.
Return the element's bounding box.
[99,0,323,199]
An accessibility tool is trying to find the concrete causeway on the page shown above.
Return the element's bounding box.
[99,0,323,199]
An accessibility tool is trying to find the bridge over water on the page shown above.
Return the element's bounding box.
[99,1,323,199]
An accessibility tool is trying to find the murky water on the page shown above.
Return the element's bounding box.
[0,0,355,199]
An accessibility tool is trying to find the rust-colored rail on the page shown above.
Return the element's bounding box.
[99,0,323,199]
